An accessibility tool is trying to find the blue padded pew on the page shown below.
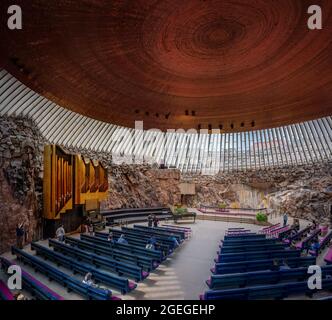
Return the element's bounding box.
[82,234,165,262]
[219,243,288,254]
[11,247,119,300]
[206,265,332,290]
[278,227,296,240]
[283,225,311,244]
[133,225,185,241]
[309,230,332,256]
[211,256,316,275]
[49,239,149,282]
[30,242,137,294]
[221,238,278,247]
[65,236,158,271]
[121,227,179,248]
[97,230,171,255]
[224,234,266,241]
[200,278,332,300]
[1,257,64,300]
[0,279,14,300]
[295,229,321,250]
[215,249,301,263]
[105,228,172,253]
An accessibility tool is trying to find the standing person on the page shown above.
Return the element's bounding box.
[55,224,65,242]
[16,223,25,249]
[283,213,288,227]
[88,223,94,236]
[107,231,114,244]
[153,215,159,228]
[148,214,153,227]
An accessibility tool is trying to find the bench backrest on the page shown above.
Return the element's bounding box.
[218,249,301,263]
[10,246,113,300]
[213,256,316,274]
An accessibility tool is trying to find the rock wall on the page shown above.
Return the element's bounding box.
[183,163,332,224]
[0,117,45,253]
[104,165,181,209]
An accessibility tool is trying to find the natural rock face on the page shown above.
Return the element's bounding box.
[0,117,45,253]
[104,165,181,209]
[183,163,332,224]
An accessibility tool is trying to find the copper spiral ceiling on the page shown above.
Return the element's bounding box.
[0,0,331,132]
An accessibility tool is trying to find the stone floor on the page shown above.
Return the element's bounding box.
[0,218,330,300]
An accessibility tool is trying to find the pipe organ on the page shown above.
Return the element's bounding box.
[44,145,108,220]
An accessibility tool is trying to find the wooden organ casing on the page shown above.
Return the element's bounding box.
[44,145,109,220]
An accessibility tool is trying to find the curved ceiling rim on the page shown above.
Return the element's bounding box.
[0,0,331,131]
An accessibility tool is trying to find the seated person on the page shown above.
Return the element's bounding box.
[14,293,28,300]
[290,229,298,237]
[145,243,155,250]
[169,236,179,248]
[279,259,291,270]
[271,259,280,271]
[117,234,128,244]
[149,236,157,245]
[82,272,96,287]
[309,238,320,255]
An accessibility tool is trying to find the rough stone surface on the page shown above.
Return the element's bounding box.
[0,117,45,253]
[183,163,332,224]
[104,165,181,209]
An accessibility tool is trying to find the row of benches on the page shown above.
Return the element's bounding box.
[30,242,137,294]
[83,234,165,262]
[201,278,332,300]
[201,228,332,300]
[215,248,301,263]
[309,231,332,256]
[65,236,159,271]
[133,225,185,241]
[10,246,119,300]
[0,257,64,300]
[97,230,171,255]
[219,243,288,254]
[206,265,332,290]
[211,256,316,275]
[49,239,149,281]
[295,229,321,250]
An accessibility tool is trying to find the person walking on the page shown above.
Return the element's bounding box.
[148,214,153,227]
[55,224,65,242]
[283,213,288,227]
